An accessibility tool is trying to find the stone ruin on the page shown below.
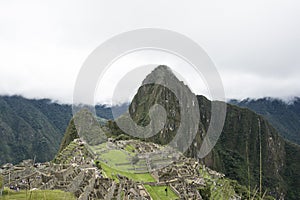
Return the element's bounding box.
[1,138,240,200]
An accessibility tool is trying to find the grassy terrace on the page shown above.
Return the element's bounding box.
[100,162,155,183]
[144,185,178,200]
[0,188,75,200]
[93,142,180,199]
[91,142,149,173]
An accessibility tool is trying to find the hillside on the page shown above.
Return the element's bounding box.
[0,96,71,164]
[0,95,126,165]
[2,132,270,199]
[109,65,300,199]
[197,96,300,199]
[229,97,300,145]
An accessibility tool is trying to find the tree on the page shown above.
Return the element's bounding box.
[0,174,4,196]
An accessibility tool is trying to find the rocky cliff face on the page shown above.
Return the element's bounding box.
[125,66,300,199]
[129,65,200,153]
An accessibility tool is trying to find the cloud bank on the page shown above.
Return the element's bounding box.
[0,0,299,103]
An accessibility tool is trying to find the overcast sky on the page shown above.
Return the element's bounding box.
[0,0,299,104]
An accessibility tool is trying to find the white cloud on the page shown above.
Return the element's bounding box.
[0,0,299,103]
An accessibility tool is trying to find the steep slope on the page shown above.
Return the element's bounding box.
[128,65,192,147]
[0,95,124,165]
[230,97,300,145]
[197,96,288,198]
[58,118,79,153]
[0,96,65,164]
[120,65,300,199]
[58,109,107,153]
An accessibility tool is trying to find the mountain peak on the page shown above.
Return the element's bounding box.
[142,65,180,85]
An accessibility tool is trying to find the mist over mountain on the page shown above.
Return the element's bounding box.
[230,97,300,145]
[0,95,127,165]
[1,66,300,199]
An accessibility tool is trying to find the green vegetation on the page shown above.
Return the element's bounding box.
[198,167,274,200]
[0,95,117,165]
[121,66,296,199]
[91,143,135,172]
[0,188,75,200]
[58,119,79,153]
[144,185,178,200]
[101,150,130,165]
[0,175,3,196]
[124,144,135,153]
[101,162,155,183]
[284,141,300,199]
[91,142,148,173]
[230,97,300,145]
[2,67,300,200]
[199,168,236,199]
[0,96,71,164]
[196,96,288,198]
[0,175,3,188]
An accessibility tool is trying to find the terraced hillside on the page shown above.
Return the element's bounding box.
[1,135,268,200]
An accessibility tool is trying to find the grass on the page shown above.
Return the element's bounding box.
[92,142,149,173]
[91,142,135,172]
[100,162,155,183]
[100,149,134,172]
[0,188,75,200]
[144,185,178,200]
[124,144,135,154]
[101,150,130,165]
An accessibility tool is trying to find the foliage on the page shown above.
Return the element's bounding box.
[0,175,3,196]
[94,160,101,169]
[0,96,67,164]
[58,119,79,153]
[199,167,236,199]
[0,95,122,165]
[230,97,300,145]
[195,96,289,198]
[283,141,300,199]
[124,144,135,154]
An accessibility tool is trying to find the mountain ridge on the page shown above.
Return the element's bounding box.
[0,95,127,165]
[1,66,300,199]
[108,66,300,199]
[230,97,300,145]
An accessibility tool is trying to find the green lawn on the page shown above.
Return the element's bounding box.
[101,162,155,183]
[93,143,150,173]
[0,188,75,200]
[144,185,178,200]
[101,149,130,163]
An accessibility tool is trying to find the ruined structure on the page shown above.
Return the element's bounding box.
[1,139,243,199]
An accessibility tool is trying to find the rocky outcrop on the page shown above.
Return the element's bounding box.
[121,65,300,199]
